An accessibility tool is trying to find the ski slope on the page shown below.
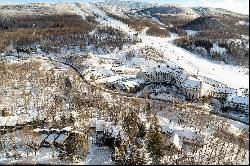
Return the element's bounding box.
[139,35,249,89]
[73,2,249,90]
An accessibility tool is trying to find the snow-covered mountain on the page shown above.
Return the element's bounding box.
[191,6,247,17]
[0,1,249,165]
[0,2,248,87]
[97,0,154,11]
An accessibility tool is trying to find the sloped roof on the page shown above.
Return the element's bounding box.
[181,76,201,88]
[228,95,249,105]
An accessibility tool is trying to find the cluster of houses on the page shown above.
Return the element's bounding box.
[136,65,249,113]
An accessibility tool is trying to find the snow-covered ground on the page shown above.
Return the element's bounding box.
[80,131,114,165]
[185,29,199,36]
[0,129,113,165]
[73,3,248,90]
[228,119,249,136]
[67,3,249,127]
[138,34,249,89]
[236,21,249,26]
[76,3,134,35]
[0,2,249,164]
[210,43,227,54]
[82,145,113,165]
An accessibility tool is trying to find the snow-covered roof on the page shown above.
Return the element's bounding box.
[161,124,174,134]
[117,78,145,88]
[96,120,105,132]
[227,95,249,105]
[141,65,180,74]
[201,82,213,90]
[176,71,188,82]
[111,66,140,73]
[45,133,58,143]
[110,125,122,138]
[200,79,237,94]
[0,116,8,126]
[50,128,61,133]
[5,116,18,127]
[71,130,84,135]
[104,121,113,131]
[181,76,201,88]
[123,81,136,88]
[173,130,198,141]
[55,134,68,143]
[231,120,248,130]
[213,86,236,94]
[89,118,97,128]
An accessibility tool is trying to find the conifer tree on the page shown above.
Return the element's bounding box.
[147,115,164,164]
[122,111,139,143]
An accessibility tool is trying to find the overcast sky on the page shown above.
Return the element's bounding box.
[1,0,249,15]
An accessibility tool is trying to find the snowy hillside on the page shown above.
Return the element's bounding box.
[0,1,249,165]
[65,2,249,89]
[97,0,154,11]
[134,3,249,67]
